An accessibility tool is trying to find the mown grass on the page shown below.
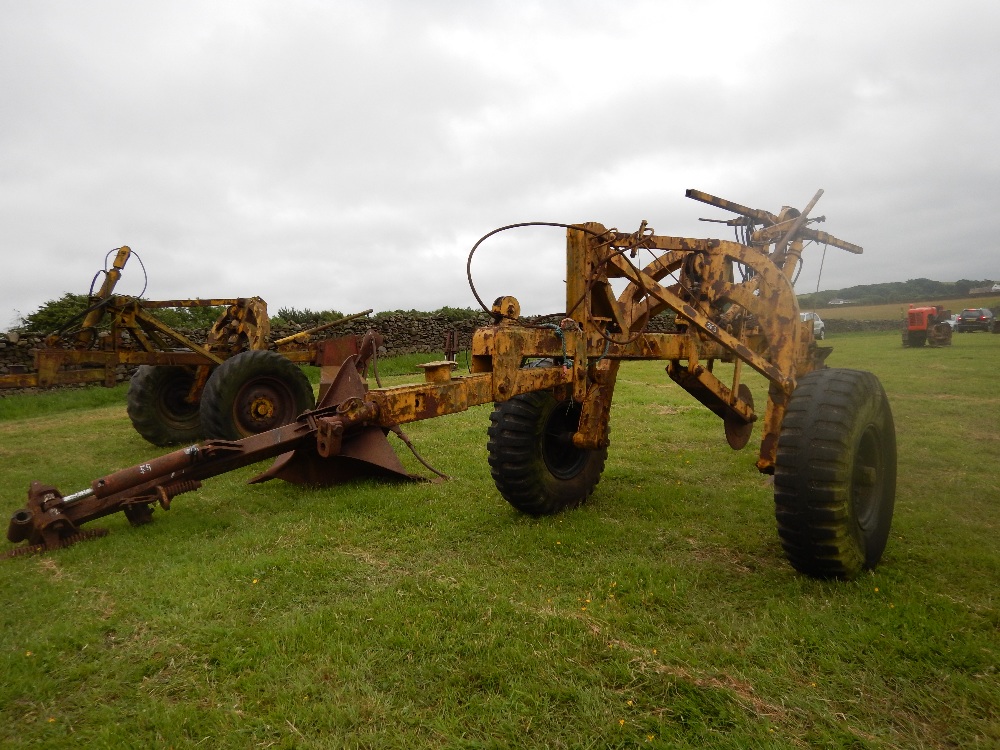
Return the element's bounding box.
[0,335,997,748]
[0,383,130,422]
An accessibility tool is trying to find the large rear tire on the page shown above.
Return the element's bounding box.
[487,391,608,516]
[774,368,897,579]
[201,350,315,440]
[126,366,202,446]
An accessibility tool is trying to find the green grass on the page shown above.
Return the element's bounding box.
[0,336,997,748]
[0,383,130,422]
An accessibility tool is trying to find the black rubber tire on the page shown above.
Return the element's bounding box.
[907,330,926,347]
[487,391,608,516]
[817,328,825,340]
[774,368,897,579]
[201,350,315,440]
[126,366,203,446]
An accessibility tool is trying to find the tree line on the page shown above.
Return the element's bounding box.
[15,293,485,334]
[796,278,995,308]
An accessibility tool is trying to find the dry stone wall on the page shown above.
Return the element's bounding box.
[824,319,901,334]
[1,331,42,372]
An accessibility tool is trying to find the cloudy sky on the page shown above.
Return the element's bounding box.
[1,1,997,327]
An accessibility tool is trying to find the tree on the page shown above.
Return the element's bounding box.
[273,307,345,326]
[19,293,226,333]
[19,293,92,332]
[150,305,227,329]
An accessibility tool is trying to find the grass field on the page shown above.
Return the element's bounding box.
[1,333,997,748]
[809,296,1000,321]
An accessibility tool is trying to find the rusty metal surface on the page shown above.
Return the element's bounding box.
[2,528,109,560]
[252,358,414,486]
[205,298,271,354]
[443,329,460,361]
[73,246,131,346]
[4,189,867,556]
[2,247,373,395]
[4,360,415,553]
[367,373,494,426]
[686,189,863,254]
[273,309,374,347]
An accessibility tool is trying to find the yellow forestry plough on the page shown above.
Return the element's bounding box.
[4,189,896,579]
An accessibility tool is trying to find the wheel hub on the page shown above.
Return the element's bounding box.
[249,396,275,421]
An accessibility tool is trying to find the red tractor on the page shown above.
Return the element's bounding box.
[902,304,952,348]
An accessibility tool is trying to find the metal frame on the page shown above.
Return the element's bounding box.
[5,189,866,554]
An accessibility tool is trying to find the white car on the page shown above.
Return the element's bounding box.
[800,311,826,340]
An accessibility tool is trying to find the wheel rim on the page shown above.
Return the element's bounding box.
[232,378,298,435]
[541,401,587,480]
[851,425,884,533]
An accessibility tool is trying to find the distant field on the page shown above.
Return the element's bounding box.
[809,295,1000,321]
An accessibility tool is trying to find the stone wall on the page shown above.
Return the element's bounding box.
[824,318,902,334]
[286,310,678,356]
[0,331,45,373]
[0,331,138,394]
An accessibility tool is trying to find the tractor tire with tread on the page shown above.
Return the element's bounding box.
[201,350,315,440]
[127,365,203,446]
[487,390,608,516]
[774,368,896,579]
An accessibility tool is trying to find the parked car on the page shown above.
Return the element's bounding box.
[955,308,995,332]
[800,311,825,339]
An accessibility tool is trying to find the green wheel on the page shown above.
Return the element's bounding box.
[126,366,202,446]
[487,391,608,516]
[774,368,897,579]
[201,350,315,440]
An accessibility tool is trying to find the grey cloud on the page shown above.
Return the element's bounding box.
[2,1,998,327]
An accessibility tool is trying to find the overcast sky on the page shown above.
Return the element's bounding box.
[2,1,997,327]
